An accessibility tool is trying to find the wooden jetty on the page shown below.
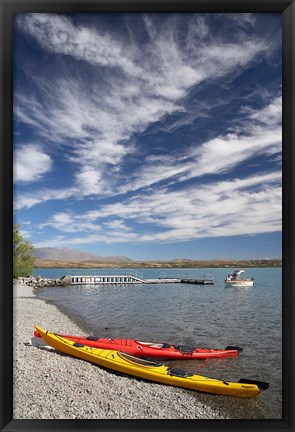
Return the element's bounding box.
[61,274,213,285]
[64,274,146,285]
[180,278,214,285]
[180,274,214,285]
[62,274,181,285]
[142,278,182,284]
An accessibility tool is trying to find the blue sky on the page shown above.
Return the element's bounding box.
[13,13,282,260]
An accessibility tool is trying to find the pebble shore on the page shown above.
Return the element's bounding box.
[14,280,273,420]
[13,281,235,420]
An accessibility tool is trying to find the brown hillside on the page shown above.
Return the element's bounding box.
[34,258,282,269]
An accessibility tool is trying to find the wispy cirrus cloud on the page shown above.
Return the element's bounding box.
[39,212,101,233]
[221,13,257,28]
[14,13,282,255]
[117,95,282,193]
[14,186,79,210]
[14,93,281,209]
[14,144,52,183]
[15,13,273,197]
[34,170,281,247]
[241,95,282,126]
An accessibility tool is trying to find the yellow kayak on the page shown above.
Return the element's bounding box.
[35,326,269,398]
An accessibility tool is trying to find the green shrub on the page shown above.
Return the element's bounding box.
[13,224,34,278]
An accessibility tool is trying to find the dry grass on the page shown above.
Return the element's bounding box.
[34,258,282,269]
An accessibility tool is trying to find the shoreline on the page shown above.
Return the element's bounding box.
[13,281,231,420]
[33,260,282,269]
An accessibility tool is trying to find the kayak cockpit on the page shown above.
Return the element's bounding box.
[136,341,171,349]
[118,351,163,366]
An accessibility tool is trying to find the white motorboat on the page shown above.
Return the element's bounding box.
[224,270,254,287]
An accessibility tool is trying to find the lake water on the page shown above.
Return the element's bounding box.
[33,267,282,419]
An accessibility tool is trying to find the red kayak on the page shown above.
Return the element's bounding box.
[33,330,242,359]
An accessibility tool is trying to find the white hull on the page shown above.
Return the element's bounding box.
[225,280,254,287]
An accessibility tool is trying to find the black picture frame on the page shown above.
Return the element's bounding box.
[1,1,294,431]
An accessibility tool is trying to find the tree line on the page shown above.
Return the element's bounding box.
[13,224,34,278]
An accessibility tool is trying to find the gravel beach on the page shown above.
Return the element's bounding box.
[13,281,234,420]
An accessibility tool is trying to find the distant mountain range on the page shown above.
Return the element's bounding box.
[32,247,282,269]
[33,247,131,263]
